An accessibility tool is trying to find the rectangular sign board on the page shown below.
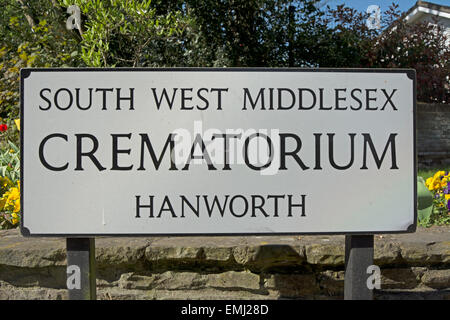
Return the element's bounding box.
[20,68,416,236]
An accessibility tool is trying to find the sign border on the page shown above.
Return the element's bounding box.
[19,67,417,237]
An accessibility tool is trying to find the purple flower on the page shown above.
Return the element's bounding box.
[444,186,449,195]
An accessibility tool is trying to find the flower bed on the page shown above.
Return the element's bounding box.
[0,119,20,229]
[420,171,450,226]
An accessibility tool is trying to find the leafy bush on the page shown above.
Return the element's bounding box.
[0,140,20,182]
[0,1,81,120]
[366,11,449,104]
[66,0,191,67]
[311,4,449,103]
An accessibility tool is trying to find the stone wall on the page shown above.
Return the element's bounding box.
[417,102,450,167]
[0,227,449,300]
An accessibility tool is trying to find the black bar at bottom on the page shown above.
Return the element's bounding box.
[344,235,374,300]
[66,238,96,300]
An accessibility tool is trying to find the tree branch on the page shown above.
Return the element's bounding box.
[50,0,84,40]
[16,0,37,29]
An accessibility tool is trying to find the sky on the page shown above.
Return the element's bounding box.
[316,0,449,14]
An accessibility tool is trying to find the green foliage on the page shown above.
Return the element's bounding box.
[1,1,447,101]
[75,0,324,68]
[0,140,20,183]
[63,0,193,67]
[0,0,81,122]
[185,0,297,67]
[297,5,378,67]
[417,176,433,226]
[428,196,450,226]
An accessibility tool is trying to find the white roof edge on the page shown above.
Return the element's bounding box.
[405,5,450,22]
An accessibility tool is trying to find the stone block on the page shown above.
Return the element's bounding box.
[374,242,402,265]
[317,270,345,296]
[421,270,450,289]
[305,243,345,267]
[232,245,305,272]
[380,268,421,289]
[264,274,320,298]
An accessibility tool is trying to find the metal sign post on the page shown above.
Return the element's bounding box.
[63,235,376,300]
[344,235,374,300]
[66,238,96,300]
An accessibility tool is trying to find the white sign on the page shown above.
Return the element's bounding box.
[20,68,416,236]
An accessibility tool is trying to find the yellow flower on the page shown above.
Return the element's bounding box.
[431,174,444,190]
[425,171,450,192]
[11,213,18,225]
[14,119,20,131]
[19,52,27,61]
[1,185,20,212]
[434,171,445,178]
[7,187,19,201]
[426,177,433,190]
[13,200,20,213]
